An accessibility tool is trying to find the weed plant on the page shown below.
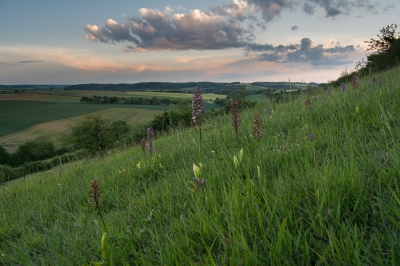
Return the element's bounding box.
[0,67,400,265]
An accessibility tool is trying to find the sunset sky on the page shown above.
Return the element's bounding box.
[0,0,398,84]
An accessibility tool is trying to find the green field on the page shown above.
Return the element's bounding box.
[0,107,165,148]
[31,89,129,98]
[125,91,225,100]
[0,100,169,138]
[0,91,223,148]
[244,94,270,101]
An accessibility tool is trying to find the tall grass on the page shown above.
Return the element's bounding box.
[0,66,400,265]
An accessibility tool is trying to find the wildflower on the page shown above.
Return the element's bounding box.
[88,179,102,210]
[231,98,240,145]
[263,109,268,115]
[309,133,316,140]
[192,86,205,163]
[305,98,312,108]
[239,148,243,162]
[140,139,146,152]
[192,86,204,125]
[252,113,264,140]
[351,75,359,89]
[231,98,240,130]
[379,80,382,86]
[193,163,201,178]
[373,76,376,83]
[233,155,239,170]
[147,127,154,156]
[341,83,347,92]
[192,177,206,188]
[136,161,141,169]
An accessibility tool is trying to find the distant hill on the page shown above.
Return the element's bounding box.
[0,85,67,90]
[63,81,318,92]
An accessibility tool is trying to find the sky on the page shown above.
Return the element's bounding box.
[0,0,398,84]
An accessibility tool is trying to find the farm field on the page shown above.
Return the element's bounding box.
[245,94,270,101]
[0,93,78,102]
[32,89,129,98]
[0,107,164,148]
[0,100,169,138]
[0,91,223,149]
[125,91,225,100]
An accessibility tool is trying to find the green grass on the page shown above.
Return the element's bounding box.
[1,67,400,265]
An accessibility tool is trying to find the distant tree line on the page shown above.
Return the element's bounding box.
[65,82,241,92]
[79,95,190,106]
[0,85,65,89]
[64,81,311,93]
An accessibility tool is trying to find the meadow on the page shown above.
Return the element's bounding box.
[0,66,399,265]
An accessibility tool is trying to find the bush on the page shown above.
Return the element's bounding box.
[0,151,85,182]
[14,136,55,165]
[0,146,10,165]
[63,114,131,155]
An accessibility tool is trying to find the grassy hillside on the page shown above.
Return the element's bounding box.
[1,67,400,265]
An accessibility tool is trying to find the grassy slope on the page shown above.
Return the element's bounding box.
[1,67,400,265]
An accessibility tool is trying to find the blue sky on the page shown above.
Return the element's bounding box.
[0,0,398,84]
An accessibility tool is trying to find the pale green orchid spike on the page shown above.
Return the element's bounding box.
[193,163,201,178]
[233,156,239,170]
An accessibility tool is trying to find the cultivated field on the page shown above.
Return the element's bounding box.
[125,91,225,101]
[0,107,163,147]
[0,90,224,149]
[245,94,270,101]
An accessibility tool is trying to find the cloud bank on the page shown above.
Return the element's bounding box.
[85,8,251,51]
[84,0,390,66]
[246,38,356,65]
[18,60,44,63]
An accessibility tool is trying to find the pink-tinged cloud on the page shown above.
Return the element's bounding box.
[85,8,250,51]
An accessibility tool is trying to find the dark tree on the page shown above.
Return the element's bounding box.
[63,114,132,155]
[367,24,399,52]
[0,146,10,165]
